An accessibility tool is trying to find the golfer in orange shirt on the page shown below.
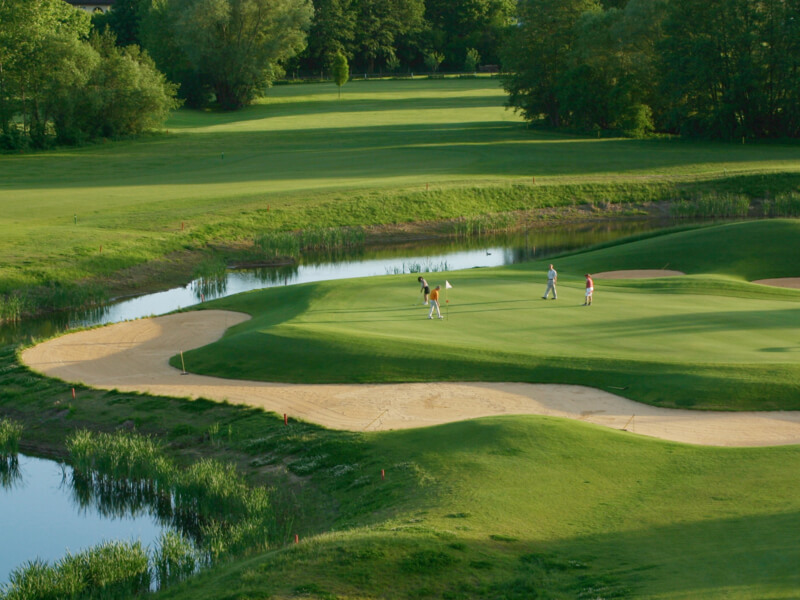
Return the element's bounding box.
[428,285,443,319]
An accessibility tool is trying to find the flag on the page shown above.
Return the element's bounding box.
[445,280,453,289]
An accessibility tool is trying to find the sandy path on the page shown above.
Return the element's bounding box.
[20,310,800,447]
[752,277,800,289]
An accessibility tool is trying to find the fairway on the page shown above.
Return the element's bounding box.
[2,78,800,300]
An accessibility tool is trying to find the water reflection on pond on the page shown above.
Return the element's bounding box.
[0,454,171,585]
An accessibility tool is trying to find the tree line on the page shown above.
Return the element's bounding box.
[95,0,514,109]
[3,0,799,148]
[503,0,800,139]
[0,0,178,149]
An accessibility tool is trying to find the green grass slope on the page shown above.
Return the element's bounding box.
[178,220,800,410]
[155,417,800,600]
[2,78,800,299]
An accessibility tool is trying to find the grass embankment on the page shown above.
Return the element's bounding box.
[1,78,800,315]
[175,219,800,411]
[3,344,800,598]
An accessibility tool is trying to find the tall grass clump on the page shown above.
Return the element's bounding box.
[0,294,26,323]
[0,417,23,458]
[300,226,365,251]
[153,531,199,590]
[0,541,150,600]
[763,192,800,217]
[192,257,228,300]
[66,430,279,563]
[452,212,518,237]
[670,193,751,218]
[26,281,108,314]
[254,226,365,260]
[253,231,301,259]
[385,260,450,275]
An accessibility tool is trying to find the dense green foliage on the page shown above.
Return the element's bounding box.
[293,0,514,75]
[141,0,313,109]
[178,220,800,411]
[0,0,178,149]
[332,51,349,97]
[504,0,800,139]
[98,0,513,85]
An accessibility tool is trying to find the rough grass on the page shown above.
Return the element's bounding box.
[176,219,800,411]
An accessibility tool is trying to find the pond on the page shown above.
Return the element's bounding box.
[0,454,172,585]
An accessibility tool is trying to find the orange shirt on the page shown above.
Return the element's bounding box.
[430,289,440,301]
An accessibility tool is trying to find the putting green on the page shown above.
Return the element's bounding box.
[172,220,800,412]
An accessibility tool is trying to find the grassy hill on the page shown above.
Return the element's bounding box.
[177,220,800,410]
[152,416,800,600]
[1,78,799,308]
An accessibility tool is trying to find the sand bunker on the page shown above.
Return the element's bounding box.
[591,270,685,279]
[21,310,800,447]
[752,278,800,289]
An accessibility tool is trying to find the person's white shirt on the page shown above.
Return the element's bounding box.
[548,268,557,280]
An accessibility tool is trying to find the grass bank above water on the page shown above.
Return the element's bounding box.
[1,78,799,316]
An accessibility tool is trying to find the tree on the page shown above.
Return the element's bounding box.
[422,0,514,70]
[502,0,600,127]
[464,47,480,72]
[0,0,92,146]
[352,0,425,73]
[423,50,444,73]
[301,0,357,75]
[660,0,800,138]
[332,51,349,97]
[91,0,151,46]
[0,0,178,148]
[143,0,313,109]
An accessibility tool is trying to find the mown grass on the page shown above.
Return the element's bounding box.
[175,219,800,411]
[3,337,800,598]
[1,78,799,314]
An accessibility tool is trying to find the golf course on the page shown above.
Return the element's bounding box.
[3,78,800,599]
[2,78,800,310]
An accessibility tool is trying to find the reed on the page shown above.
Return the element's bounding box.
[0,295,26,323]
[27,281,108,314]
[762,192,800,217]
[0,541,150,600]
[300,226,365,251]
[254,226,366,259]
[153,531,199,590]
[670,193,751,218]
[66,431,277,561]
[452,212,518,237]
[0,417,23,458]
[192,257,228,300]
[385,260,450,275]
[253,231,301,258]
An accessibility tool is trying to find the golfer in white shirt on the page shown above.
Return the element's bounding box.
[542,264,557,299]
